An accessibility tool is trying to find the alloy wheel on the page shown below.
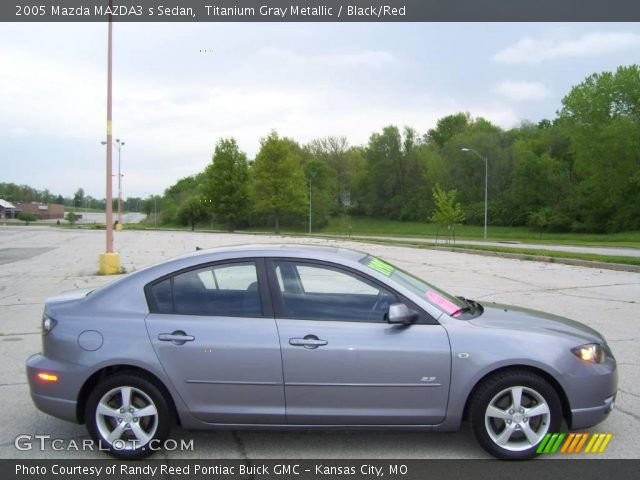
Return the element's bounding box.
[95,385,159,450]
[484,385,551,452]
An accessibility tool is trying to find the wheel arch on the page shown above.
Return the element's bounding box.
[76,364,179,425]
[462,364,572,427]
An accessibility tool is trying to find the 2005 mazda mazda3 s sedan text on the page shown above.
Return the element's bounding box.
[26,245,617,459]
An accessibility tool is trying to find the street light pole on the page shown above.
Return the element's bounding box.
[115,139,124,225]
[98,2,121,275]
[105,15,113,251]
[461,147,488,240]
[102,139,125,226]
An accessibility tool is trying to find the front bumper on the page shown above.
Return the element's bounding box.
[571,393,616,430]
[26,353,83,423]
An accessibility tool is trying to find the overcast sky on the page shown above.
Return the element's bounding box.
[1,22,640,199]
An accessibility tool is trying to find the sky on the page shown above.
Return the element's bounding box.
[1,22,640,199]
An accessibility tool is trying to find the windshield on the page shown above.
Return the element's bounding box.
[359,255,480,318]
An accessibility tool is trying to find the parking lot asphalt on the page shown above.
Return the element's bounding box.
[0,226,638,459]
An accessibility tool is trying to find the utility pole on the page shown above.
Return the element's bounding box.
[99,2,120,275]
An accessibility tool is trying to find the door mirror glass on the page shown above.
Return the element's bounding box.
[387,303,418,324]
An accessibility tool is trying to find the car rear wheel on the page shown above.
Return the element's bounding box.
[85,373,172,459]
[469,370,562,459]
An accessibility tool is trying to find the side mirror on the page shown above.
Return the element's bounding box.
[387,303,418,324]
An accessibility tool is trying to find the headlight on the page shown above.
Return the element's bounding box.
[42,314,57,335]
[571,343,605,364]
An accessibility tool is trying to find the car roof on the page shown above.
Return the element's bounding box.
[176,243,368,262]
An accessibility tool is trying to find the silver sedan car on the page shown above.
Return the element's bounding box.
[26,245,617,459]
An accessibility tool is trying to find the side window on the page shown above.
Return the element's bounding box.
[296,265,379,295]
[151,278,172,313]
[274,261,396,322]
[153,261,261,317]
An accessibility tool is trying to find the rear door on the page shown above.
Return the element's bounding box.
[269,259,451,425]
[145,258,285,424]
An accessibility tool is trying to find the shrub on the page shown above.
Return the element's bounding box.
[17,211,38,225]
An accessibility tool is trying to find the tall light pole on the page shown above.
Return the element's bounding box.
[115,139,124,226]
[461,147,488,240]
[98,3,120,275]
[102,139,124,226]
[105,17,113,249]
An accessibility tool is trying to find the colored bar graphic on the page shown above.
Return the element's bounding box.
[543,433,559,453]
[574,433,589,453]
[560,433,575,453]
[598,434,613,453]
[585,433,599,453]
[539,432,613,454]
[537,433,552,453]
[568,433,584,453]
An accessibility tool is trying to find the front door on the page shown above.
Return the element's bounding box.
[269,260,451,425]
[145,259,284,424]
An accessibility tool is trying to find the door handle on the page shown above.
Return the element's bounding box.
[289,335,327,349]
[158,330,195,345]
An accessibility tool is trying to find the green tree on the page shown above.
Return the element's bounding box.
[559,65,640,231]
[528,208,550,238]
[201,138,249,231]
[161,175,201,224]
[506,140,567,226]
[65,211,77,225]
[430,184,465,244]
[363,125,427,219]
[252,132,307,233]
[73,188,85,208]
[307,136,350,206]
[426,112,471,147]
[18,211,38,225]
[303,158,337,229]
[177,196,206,231]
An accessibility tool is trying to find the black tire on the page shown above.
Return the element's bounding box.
[85,372,173,459]
[469,369,562,460]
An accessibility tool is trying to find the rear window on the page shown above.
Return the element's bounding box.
[148,261,262,317]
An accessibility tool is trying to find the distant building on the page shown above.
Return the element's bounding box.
[0,199,19,219]
[14,202,64,220]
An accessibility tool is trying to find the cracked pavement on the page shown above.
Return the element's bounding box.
[0,226,638,459]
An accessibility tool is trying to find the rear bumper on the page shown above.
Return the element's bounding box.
[30,392,78,423]
[571,393,616,430]
[26,353,83,423]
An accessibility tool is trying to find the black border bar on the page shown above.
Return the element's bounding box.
[5,459,640,480]
[4,0,640,22]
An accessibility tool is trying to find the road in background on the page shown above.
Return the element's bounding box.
[339,234,640,258]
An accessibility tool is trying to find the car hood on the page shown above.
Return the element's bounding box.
[470,303,604,344]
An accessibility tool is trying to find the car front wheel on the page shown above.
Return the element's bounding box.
[85,373,173,459]
[469,370,562,459]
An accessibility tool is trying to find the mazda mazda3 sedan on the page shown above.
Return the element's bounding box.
[26,244,617,459]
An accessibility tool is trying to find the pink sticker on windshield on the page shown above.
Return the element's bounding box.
[426,291,460,315]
